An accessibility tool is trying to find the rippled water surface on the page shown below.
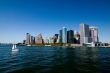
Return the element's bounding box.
[0,44,110,73]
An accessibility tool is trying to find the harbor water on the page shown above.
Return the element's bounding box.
[0,44,110,73]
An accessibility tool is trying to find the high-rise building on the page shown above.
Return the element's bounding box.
[62,27,67,43]
[56,35,60,43]
[67,30,74,43]
[36,33,44,44]
[26,33,31,45]
[30,36,35,44]
[80,23,91,44]
[74,31,80,44]
[55,34,58,39]
[59,30,62,43]
[54,34,59,43]
[23,40,26,44]
[49,37,54,43]
[33,37,35,44]
[90,27,99,43]
[45,37,49,44]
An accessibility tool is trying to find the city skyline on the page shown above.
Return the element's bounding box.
[24,23,99,45]
[0,0,110,43]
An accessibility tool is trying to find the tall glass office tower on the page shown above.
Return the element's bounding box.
[80,23,91,44]
[90,27,99,43]
[62,27,67,43]
[67,30,74,43]
[26,33,31,45]
[59,30,62,43]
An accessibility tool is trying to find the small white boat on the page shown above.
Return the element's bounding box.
[12,44,19,52]
[27,45,31,46]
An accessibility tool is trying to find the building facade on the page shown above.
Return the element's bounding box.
[45,37,49,44]
[59,30,62,43]
[36,33,44,44]
[80,23,91,44]
[62,27,67,43]
[26,33,31,45]
[30,36,35,44]
[49,37,54,44]
[74,31,80,44]
[54,34,59,43]
[90,27,99,43]
[67,30,74,43]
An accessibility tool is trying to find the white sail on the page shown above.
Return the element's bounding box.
[15,44,16,48]
[12,44,15,49]
[12,44,19,52]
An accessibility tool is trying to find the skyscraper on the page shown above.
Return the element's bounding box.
[90,27,99,43]
[67,30,74,43]
[62,27,67,43]
[36,33,44,44]
[45,37,49,44]
[54,34,59,43]
[55,34,58,39]
[50,36,57,44]
[57,35,60,43]
[59,30,62,43]
[74,31,80,44]
[49,37,54,44]
[30,36,35,44]
[26,33,31,45]
[80,23,91,44]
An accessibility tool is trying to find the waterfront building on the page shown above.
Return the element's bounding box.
[35,36,37,44]
[23,40,26,44]
[50,36,57,44]
[80,23,91,44]
[90,26,99,43]
[30,36,35,44]
[67,30,74,43]
[55,34,58,39]
[74,31,80,44]
[59,30,62,43]
[26,33,31,45]
[54,34,59,43]
[36,33,44,44]
[56,35,60,43]
[33,37,35,44]
[45,37,49,44]
[49,37,54,44]
[62,27,67,43]
[30,36,32,44]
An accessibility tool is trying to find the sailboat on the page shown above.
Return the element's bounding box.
[12,44,19,52]
[27,44,31,46]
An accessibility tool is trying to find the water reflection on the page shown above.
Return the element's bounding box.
[36,47,100,73]
[0,45,110,73]
[73,47,99,73]
[11,50,19,55]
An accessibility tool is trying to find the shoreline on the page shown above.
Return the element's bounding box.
[27,44,110,48]
[0,43,110,48]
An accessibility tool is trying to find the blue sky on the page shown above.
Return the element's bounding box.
[0,0,110,43]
